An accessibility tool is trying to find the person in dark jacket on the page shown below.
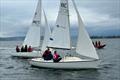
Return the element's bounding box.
[95,41,98,47]
[42,48,53,60]
[98,41,101,47]
[24,45,28,52]
[21,46,24,52]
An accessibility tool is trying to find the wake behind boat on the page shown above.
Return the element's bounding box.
[30,0,100,69]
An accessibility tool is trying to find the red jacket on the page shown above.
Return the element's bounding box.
[53,53,59,60]
[43,50,51,57]
[16,46,20,52]
[28,47,33,52]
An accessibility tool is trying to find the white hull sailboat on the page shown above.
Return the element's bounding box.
[30,0,100,69]
[30,57,100,69]
[11,0,51,58]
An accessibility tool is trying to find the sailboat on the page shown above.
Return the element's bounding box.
[93,41,106,49]
[29,0,100,69]
[11,0,51,58]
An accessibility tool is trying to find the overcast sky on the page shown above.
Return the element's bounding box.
[0,0,120,37]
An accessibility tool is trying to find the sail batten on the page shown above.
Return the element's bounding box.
[72,0,99,59]
[23,0,42,48]
[48,0,71,49]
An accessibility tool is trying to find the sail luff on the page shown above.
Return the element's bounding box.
[23,0,42,48]
[72,0,99,59]
[48,0,71,49]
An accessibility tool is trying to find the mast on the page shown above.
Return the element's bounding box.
[72,0,99,59]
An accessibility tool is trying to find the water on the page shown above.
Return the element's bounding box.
[0,38,120,80]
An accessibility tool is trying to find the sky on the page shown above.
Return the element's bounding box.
[0,0,120,37]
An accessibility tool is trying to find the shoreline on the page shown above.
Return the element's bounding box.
[0,36,120,41]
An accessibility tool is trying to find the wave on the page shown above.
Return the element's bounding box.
[0,47,15,50]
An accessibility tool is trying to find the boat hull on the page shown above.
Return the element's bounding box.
[11,51,42,58]
[29,57,100,69]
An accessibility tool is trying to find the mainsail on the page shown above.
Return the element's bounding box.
[23,0,42,48]
[72,0,99,59]
[48,0,71,49]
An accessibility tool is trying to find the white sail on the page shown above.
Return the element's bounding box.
[41,10,51,52]
[23,0,42,48]
[48,0,71,49]
[72,0,99,59]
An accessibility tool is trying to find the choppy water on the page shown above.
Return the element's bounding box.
[0,38,120,80]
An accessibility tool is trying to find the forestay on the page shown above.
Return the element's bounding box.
[23,0,42,48]
[48,0,71,49]
[72,0,99,59]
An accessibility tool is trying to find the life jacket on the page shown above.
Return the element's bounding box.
[53,54,59,60]
[43,50,50,57]
[28,47,33,52]
[16,47,20,52]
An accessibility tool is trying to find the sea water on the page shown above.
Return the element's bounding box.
[0,38,120,80]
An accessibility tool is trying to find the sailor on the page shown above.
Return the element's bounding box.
[16,45,20,52]
[53,51,62,62]
[28,46,33,52]
[21,46,24,52]
[42,48,53,60]
[98,41,101,47]
[24,45,28,52]
[95,41,98,47]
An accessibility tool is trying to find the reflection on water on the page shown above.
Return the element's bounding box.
[0,38,120,80]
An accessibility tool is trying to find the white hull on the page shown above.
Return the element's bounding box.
[29,57,100,69]
[11,51,42,58]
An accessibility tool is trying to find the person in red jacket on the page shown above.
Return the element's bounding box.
[53,51,62,62]
[28,46,33,52]
[16,45,20,52]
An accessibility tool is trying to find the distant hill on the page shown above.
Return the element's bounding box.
[90,36,120,39]
[0,35,120,41]
[0,37,25,41]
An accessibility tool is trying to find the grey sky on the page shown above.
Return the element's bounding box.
[0,0,120,37]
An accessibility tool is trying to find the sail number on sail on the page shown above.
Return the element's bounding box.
[33,21,40,24]
[61,3,67,8]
